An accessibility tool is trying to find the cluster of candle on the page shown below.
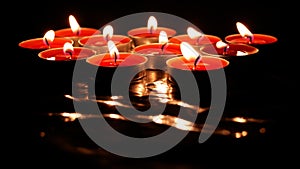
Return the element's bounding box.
[19,14,277,97]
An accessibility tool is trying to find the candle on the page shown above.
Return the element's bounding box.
[169,26,221,52]
[225,22,277,45]
[127,16,176,47]
[166,42,229,107]
[78,25,133,53]
[19,30,73,50]
[86,40,148,97]
[200,40,259,57]
[133,31,182,85]
[38,42,97,61]
[55,15,101,46]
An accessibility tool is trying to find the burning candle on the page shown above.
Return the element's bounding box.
[78,25,133,53]
[55,15,101,46]
[127,16,176,47]
[200,40,259,57]
[133,31,182,85]
[19,30,73,50]
[225,22,277,45]
[38,42,96,61]
[86,40,148,97]
[166,42,229,107]
[169,26,221,52]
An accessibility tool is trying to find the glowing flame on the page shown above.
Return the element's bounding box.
[103,25,113,41]
[216,40,228,48]
[43,30,55,47]
[236,51,248,56]
[147,16,157,33]
[236,22,253,38]
[158,31,168,43]
[69,15,81,35]
[187,27,203,39]
[63,42,74,56]
[180,42,200,61]
[107,40,119,60]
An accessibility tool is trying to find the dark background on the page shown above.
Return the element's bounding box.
[5,1,294,168]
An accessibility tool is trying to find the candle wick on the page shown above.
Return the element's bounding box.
[44,38,50,48]
[196,35,202,46]
[114,52,117,64]
[150,27,153,34]
[247,36,253,44]
[67,51,73,60]
[194,55,201,68]
[223,45,229,55]
[161,42,168,53]
[105,34,110,42]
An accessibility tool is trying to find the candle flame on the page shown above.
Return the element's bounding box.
[159,31,168,44]
[107,40,119,60]
[147,16,157,33]
[63,42,74,56]
[69,15,81,36]
[187,27,203,39]
[43,30,55,47]
[236,22,253,38]
[216,40,228,48]
[103,25,114,42]
[180,42,200,61]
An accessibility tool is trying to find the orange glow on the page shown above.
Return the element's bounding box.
[232,117,247,123]
[63,42,74,56]
[107,40,120,60]
[69,15,81,35]
[216,40,228,48]
[236,22,253,38]
[147,16,157,33]
[180,42,200,62]
[158,31,168,44]
[187,27,203,39]
[103,25,114,41]
[43,30,55,46]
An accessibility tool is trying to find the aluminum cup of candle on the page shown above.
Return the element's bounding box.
[133,42,182,86]
[86,52,148,98]
[55,28,101,47]
[169,34,221,52]
[166,56,230,107]
[78,35,133,54]
[128,27,176,47]
[200,41,261,83]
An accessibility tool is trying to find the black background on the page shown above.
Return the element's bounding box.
[5,1,294,168]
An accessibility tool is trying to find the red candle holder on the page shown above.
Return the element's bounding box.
[169,34,221,52]
[200,43,259,57]
[225,34,277,45]
[78,35,133,53]
[55,28,101,46]
[166,56,229,107]
[19,37,73,50]
[133,43,182,85]
[86,52,148,97]
[38,47,96,61]
[128,27,176,47]
[225,22,277,45]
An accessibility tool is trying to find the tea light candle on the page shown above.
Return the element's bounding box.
[166,42,229,107]
[200,40,259,57]
[55,15,101,46]
[86,40,148,97]
[19,30,73,50]
[127,16,176,47]
[225,22,277,45]
[133,31,182,84]
[78,25,133,53]
[38,42,96,61]
[169,26,221,52]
